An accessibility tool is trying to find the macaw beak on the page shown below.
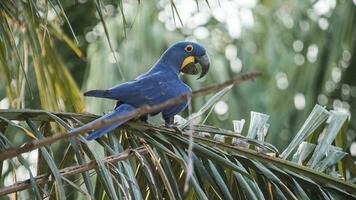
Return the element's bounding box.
[180,54,210,79]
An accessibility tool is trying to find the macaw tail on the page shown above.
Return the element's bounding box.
[70,104,136,141]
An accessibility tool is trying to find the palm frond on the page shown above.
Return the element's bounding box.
[0,1,84,112]
[0,106,354,199]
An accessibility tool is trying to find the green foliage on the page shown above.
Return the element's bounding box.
[77,0,356,152]
[0,0,355,199]
[0,1,84,112]
[0,105,354,199]
[0,0,355,151]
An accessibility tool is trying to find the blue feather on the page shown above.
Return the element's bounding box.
[86,104,135,140]
[70,104,136,141]
[77,41,208,140]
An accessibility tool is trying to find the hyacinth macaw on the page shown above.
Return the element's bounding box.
[75,41,210,140]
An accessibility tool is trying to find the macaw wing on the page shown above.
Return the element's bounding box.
[84,80,141,100]
[83,72,168,106]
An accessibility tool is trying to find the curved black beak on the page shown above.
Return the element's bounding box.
[196,54,210,79]
[180,54,210,79]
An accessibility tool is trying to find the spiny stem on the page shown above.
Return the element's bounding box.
[0,71,262,161]
[0,147,147,196]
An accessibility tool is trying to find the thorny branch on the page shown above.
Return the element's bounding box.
[0,147,148,196]
[0,71,261,161]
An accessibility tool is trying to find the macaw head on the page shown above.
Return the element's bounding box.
[160,41,210,79]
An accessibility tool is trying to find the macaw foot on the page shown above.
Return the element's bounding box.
[163,116,183,134]
[164,123,183,135]
[139,115,149,123]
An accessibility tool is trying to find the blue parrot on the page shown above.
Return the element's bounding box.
[73,41,210,140]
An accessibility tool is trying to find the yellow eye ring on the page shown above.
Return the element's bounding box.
[184,45,193,52]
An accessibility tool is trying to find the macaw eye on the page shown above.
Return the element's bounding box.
[184,45,193,52]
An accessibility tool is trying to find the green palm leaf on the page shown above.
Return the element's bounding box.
[0,108,354,199]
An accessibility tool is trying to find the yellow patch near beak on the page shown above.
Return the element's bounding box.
[181,56,195,69]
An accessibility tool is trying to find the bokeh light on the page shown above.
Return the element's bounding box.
[294,93,306,110]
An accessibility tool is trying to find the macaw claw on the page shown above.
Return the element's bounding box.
[166,124,184,135]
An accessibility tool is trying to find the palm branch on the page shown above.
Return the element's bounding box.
[0,76,355,199]
[0,0,84,112]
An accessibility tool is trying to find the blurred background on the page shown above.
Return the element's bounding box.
[0,0,355,153]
